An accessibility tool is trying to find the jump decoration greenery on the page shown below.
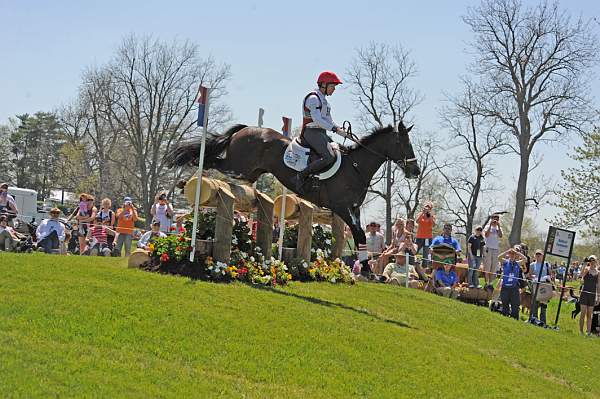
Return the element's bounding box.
[143,211,353,285]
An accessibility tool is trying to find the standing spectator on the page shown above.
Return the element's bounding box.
[579,256,600,336]
[36,208,66,254]
[137,220,167,251]
[431,223,462,256]
[415,201,435,265]
[341,225,356,267]
[68,194,97,254]
[467,226,485,288]
[528,249,551,325]
[97,198,116,227]
[497,248,526,320]
[483,214,503,287]
[0,215,17,251]
[434,263,459,298]
[150,191,174,233]
[114,197,138,257]
[98,198,116,249]
[0,183,18,225]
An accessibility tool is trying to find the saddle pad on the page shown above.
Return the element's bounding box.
[283,138,342,180]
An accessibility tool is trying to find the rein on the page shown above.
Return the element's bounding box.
[342,121,418,168]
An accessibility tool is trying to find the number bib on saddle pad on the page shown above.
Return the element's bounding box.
[283,137,342,180]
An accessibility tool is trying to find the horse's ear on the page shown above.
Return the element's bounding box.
[405,124,414,134]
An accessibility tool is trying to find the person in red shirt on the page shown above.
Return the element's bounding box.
[415,201,436,266]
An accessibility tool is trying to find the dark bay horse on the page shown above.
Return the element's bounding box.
[165,122,420,275]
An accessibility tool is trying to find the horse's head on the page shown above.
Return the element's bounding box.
[388,121,420,179]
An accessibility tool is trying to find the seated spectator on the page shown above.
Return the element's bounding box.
[114,197,138,257]
[374,218,405,274]
[137,220,167,251]
[0,215,18,251]
[36,208,66,254]
[497,248,527,319]
[86,216,117,256]
[434,263,458,298]
[383,253,419,287]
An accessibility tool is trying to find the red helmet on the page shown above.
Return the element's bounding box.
[317,71,342,85]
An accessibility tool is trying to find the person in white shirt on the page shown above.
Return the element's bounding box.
[528,249,552,325]
[482,214,503,286]
[0,183,19,226]
[150,192,174,233]
[292,71,349,193]
[137,220,167,251]
[36,208,66,254]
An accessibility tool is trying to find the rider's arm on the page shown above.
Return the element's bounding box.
[305,95,338,132]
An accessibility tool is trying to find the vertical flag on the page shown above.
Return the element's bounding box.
[197,85,208,127]
[190,86,211,262]
[282,117,291,137]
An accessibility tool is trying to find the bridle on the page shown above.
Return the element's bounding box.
[342,121,418,170]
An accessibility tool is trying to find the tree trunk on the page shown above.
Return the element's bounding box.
[385,160,392,245]
[510,151,530,246]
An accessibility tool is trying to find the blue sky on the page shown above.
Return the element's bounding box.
[1,0,599,229]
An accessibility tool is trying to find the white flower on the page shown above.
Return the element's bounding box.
[325,239,331,245]
[302,262,308,269]
[232,237,238,245]
[250,256,255,262]
[331,277,337,283]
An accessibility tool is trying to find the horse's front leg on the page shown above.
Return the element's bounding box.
[338,206,370,278]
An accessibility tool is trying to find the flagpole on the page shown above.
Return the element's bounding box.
[277,116,291,260]
[189,87,211,262]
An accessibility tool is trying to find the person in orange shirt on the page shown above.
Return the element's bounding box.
[415,201,436,267]
[113,197,138,256]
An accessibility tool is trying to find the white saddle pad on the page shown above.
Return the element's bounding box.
[283,138,342,180]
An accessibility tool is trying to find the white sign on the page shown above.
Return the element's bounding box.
[548,227,575,258]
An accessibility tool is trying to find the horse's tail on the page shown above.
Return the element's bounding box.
[164,124,247,168]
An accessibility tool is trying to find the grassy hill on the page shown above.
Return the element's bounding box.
[1,253,598,398]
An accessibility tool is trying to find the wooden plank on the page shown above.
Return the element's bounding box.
[213,186,235,264]
[331,214,346,259]
[255,192,274,257]
[296,200,314,262]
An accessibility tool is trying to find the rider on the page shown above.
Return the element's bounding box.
[293,71,349,192]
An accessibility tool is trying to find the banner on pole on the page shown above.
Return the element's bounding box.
[197,86,208,127]
[282,117,291,137]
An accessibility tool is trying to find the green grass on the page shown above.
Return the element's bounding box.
[1,253,598,398]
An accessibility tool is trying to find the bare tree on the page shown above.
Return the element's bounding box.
[463,0,599,245]
[437,78,510,236]
[390,136,444,220]
[78,35,232,221]
[346,42,422,242]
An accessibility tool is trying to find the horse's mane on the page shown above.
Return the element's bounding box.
[348,125,395,150]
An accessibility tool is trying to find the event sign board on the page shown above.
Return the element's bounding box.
[545,226,575,259]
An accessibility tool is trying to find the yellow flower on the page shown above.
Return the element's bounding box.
[148,243,155,252]
[286,273,292,280]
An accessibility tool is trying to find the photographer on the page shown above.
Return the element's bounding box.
[114,197,138,257]
[150,191,174,233]
[483,214,503,287]
[415,201,435,266]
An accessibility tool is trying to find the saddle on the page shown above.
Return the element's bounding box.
[283,137,342,180]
